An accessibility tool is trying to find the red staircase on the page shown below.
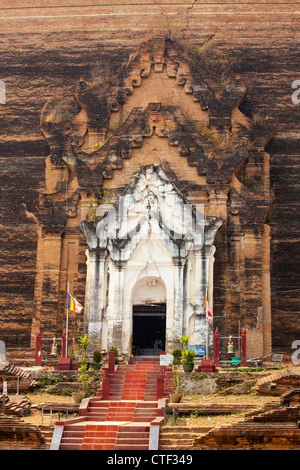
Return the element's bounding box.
[82,424,119,450]
[54,355,171,450]
[115,424,150,451]
[105,357,163,401]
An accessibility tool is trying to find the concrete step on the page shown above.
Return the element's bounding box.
[115,444,149,450]
[117,432,150,438]
[122,385,147,389]
[88,402,109,408]
[86,410,108,416]
[60,437,84,445]
[62,430,86,437]
[118,425,150,432]
[87,405,109,411]
[60,442,83,450]
[134,413,158,420]
[86,415,107,421]
[106,415,135,421]
[122,392,146,397]
[136,401,158,407]
[117,438,149,445]
[133,417,158,422]
[109,403,136,408]
[86,424,119,432]
[60,428,85,450]
[83,443,115,450]
[134,408,158,415]
[84,437,117,444]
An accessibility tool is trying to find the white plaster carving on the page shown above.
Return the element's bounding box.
[80,165,222,356]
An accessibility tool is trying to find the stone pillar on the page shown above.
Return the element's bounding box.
[262,224,272,356]
[171,257,186,350]
[244,229,264,358]
[86,248,107,351]
[110,260,126,353]
[227,232,243,338]
[194,245,212,349]
[194,250,204,345]
[203,245,213,356]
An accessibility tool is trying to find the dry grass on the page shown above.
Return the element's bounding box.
[174,413,245,428]
[181,393,279,405]
[170,393,281,428]
[24,392,74,405]
[21,393,76,427]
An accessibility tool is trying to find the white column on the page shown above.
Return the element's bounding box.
[171,257,186,351]
[86,248,107,350]
[194,250,205,346]
[194,245,212,349]
[110,259,126,354]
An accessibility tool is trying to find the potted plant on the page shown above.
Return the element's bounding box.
[92,350,102,370]
[172,348,182,365]
[72,359,90,404]
[169,365,183,403]
[78,335,91,369]
[181,349,197,373]
[178,335,189,350]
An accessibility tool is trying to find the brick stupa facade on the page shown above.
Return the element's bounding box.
[0,1,299,362]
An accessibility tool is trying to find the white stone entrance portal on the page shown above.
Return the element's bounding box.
[80,165,222,357]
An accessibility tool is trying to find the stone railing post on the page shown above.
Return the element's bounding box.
[61,330,67,358]
[213,327,220,367]
[35,330,42,366]
[241,327,246,366]
[156,376,164,400]
[108,351,115,374]
[149,417,164,450]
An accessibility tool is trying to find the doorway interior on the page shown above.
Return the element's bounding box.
[132,303,166,356]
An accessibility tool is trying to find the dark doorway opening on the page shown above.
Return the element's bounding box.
[132,304,166,356]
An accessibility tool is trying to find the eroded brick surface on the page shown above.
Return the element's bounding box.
[0,1,299,358]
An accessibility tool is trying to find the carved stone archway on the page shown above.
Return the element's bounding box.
[80,165,222,357]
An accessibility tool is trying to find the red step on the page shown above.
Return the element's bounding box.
[82,424,119,450]
[115,424,151,450]
[59,424,86,450]
[57,358,166,450]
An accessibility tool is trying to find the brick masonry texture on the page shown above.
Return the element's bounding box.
[0,1,299,356]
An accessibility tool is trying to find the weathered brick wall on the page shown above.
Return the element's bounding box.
[0,1,299,354]
[193,404,300,449]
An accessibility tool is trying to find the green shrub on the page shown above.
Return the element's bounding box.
[93,350,102,364]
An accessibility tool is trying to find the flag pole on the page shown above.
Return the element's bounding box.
[206,312,209,360]
[66,281,70,358]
